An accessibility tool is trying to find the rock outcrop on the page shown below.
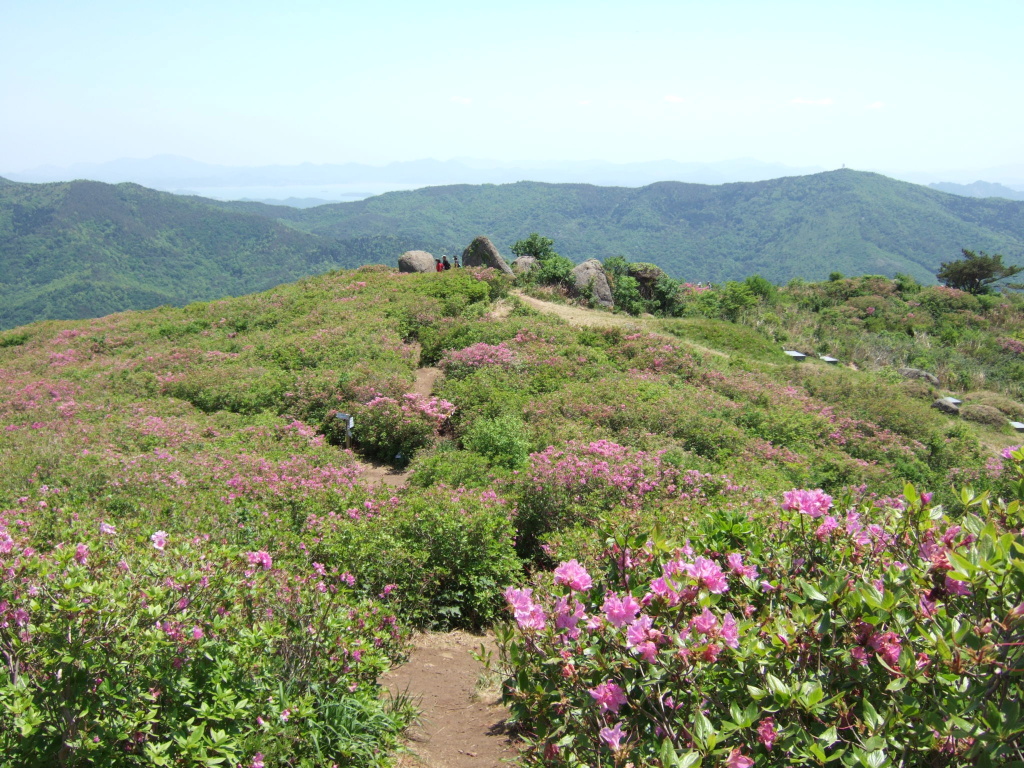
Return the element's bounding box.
[511,255,538,275]
[898,367,940,386]
[398,250,436,273]
[571,259,614,308]
[461,236,514,276]
[931,398,960,415]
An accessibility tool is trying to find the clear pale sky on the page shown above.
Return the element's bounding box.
[2,0,1021,175]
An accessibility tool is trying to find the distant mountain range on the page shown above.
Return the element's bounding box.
[1,169,1022,330]
[928,181,1024,201]
[4,155,826,199]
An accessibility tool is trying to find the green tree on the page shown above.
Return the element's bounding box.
[511,233,558,261]
[936,248,1022,294]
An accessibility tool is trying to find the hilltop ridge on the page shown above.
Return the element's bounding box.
[2,170,1023,329]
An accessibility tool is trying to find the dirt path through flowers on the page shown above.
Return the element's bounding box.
[384,631,519,768]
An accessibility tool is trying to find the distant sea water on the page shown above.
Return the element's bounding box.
[171,182,423,203]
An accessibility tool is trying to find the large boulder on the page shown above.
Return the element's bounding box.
[398,250,436,273]
[511,254,538,275]
[898,367,940,386]
[572,259,614,308]
[461,236,514,276]
[931,398,960,415]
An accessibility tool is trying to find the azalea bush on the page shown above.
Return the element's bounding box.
[350,393,456,462]
[498,474,1024,767]
[306,486,523,630]
[0,525,412,767]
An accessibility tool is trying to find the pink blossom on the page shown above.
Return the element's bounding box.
[150,530,168,550]
[683,557,729,593]
[726,553,758,579]
[602,593,642,627]
[757,716,777,750]
[74,543,89,565]
[727,748,754,768]
[246,550,273,570]
[99,522,116,536]
[1001,445,1022,460]
[782,488,833,518]
[279,709,290,722]
[721,612,740,649]
[554,597,585,635]
[553,559,593,591]
[815,515,839,540]
[599,721,627,751]
[251,754,265,768]
[691,608,719,637]
[589,681,628,714]
[192,626,204,640]
[945,575,972,596]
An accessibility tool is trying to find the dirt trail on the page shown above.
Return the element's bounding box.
[384,632,517,768]
[511,290,729,357]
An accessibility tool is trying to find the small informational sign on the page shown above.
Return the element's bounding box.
[335,412,355,447]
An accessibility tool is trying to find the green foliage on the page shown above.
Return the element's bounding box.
[309,487,523,630]
[511,232,557,261]
[499,482,1024,767]
[937,248,1023,294]
[463,414,532,469]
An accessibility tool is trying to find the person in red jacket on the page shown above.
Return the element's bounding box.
[435,259,443,272]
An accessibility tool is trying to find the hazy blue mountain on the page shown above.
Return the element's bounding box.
[929,181,1024,201]
[4,155,824,198]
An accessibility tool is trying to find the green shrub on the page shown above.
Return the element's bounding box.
[464,414,532,469]
[960,403,1009,428]
[309,487,523,630]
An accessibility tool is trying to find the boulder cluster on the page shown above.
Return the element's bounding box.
[399,237,615,308]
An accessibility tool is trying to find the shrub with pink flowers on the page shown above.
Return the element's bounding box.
[0,529,413,766]
[497,476,1024,767]
[350,393,456,462]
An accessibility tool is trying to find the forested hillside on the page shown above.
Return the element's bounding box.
[273,170,1024,283]
[3,170,1023,329]
[0,178,417,329]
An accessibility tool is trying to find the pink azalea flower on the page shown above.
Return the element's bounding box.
[74,543,89,565]
[691,608,719,637]
[553,559,593,591]
[99,522,116,536]
[246,550,273,570]
[757,716,777,750]
[683,557,729,593]
[721,612,740,649]
[589,681,628,714]
[602,593,642,627]
[599,721,627,751]
[945,575,972,596]
[150,530,168,550]
[727,747,754,768]
[251,754,265,768]
[726,553,758,579]
[782,488,833,518]
[626,615,655,647]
